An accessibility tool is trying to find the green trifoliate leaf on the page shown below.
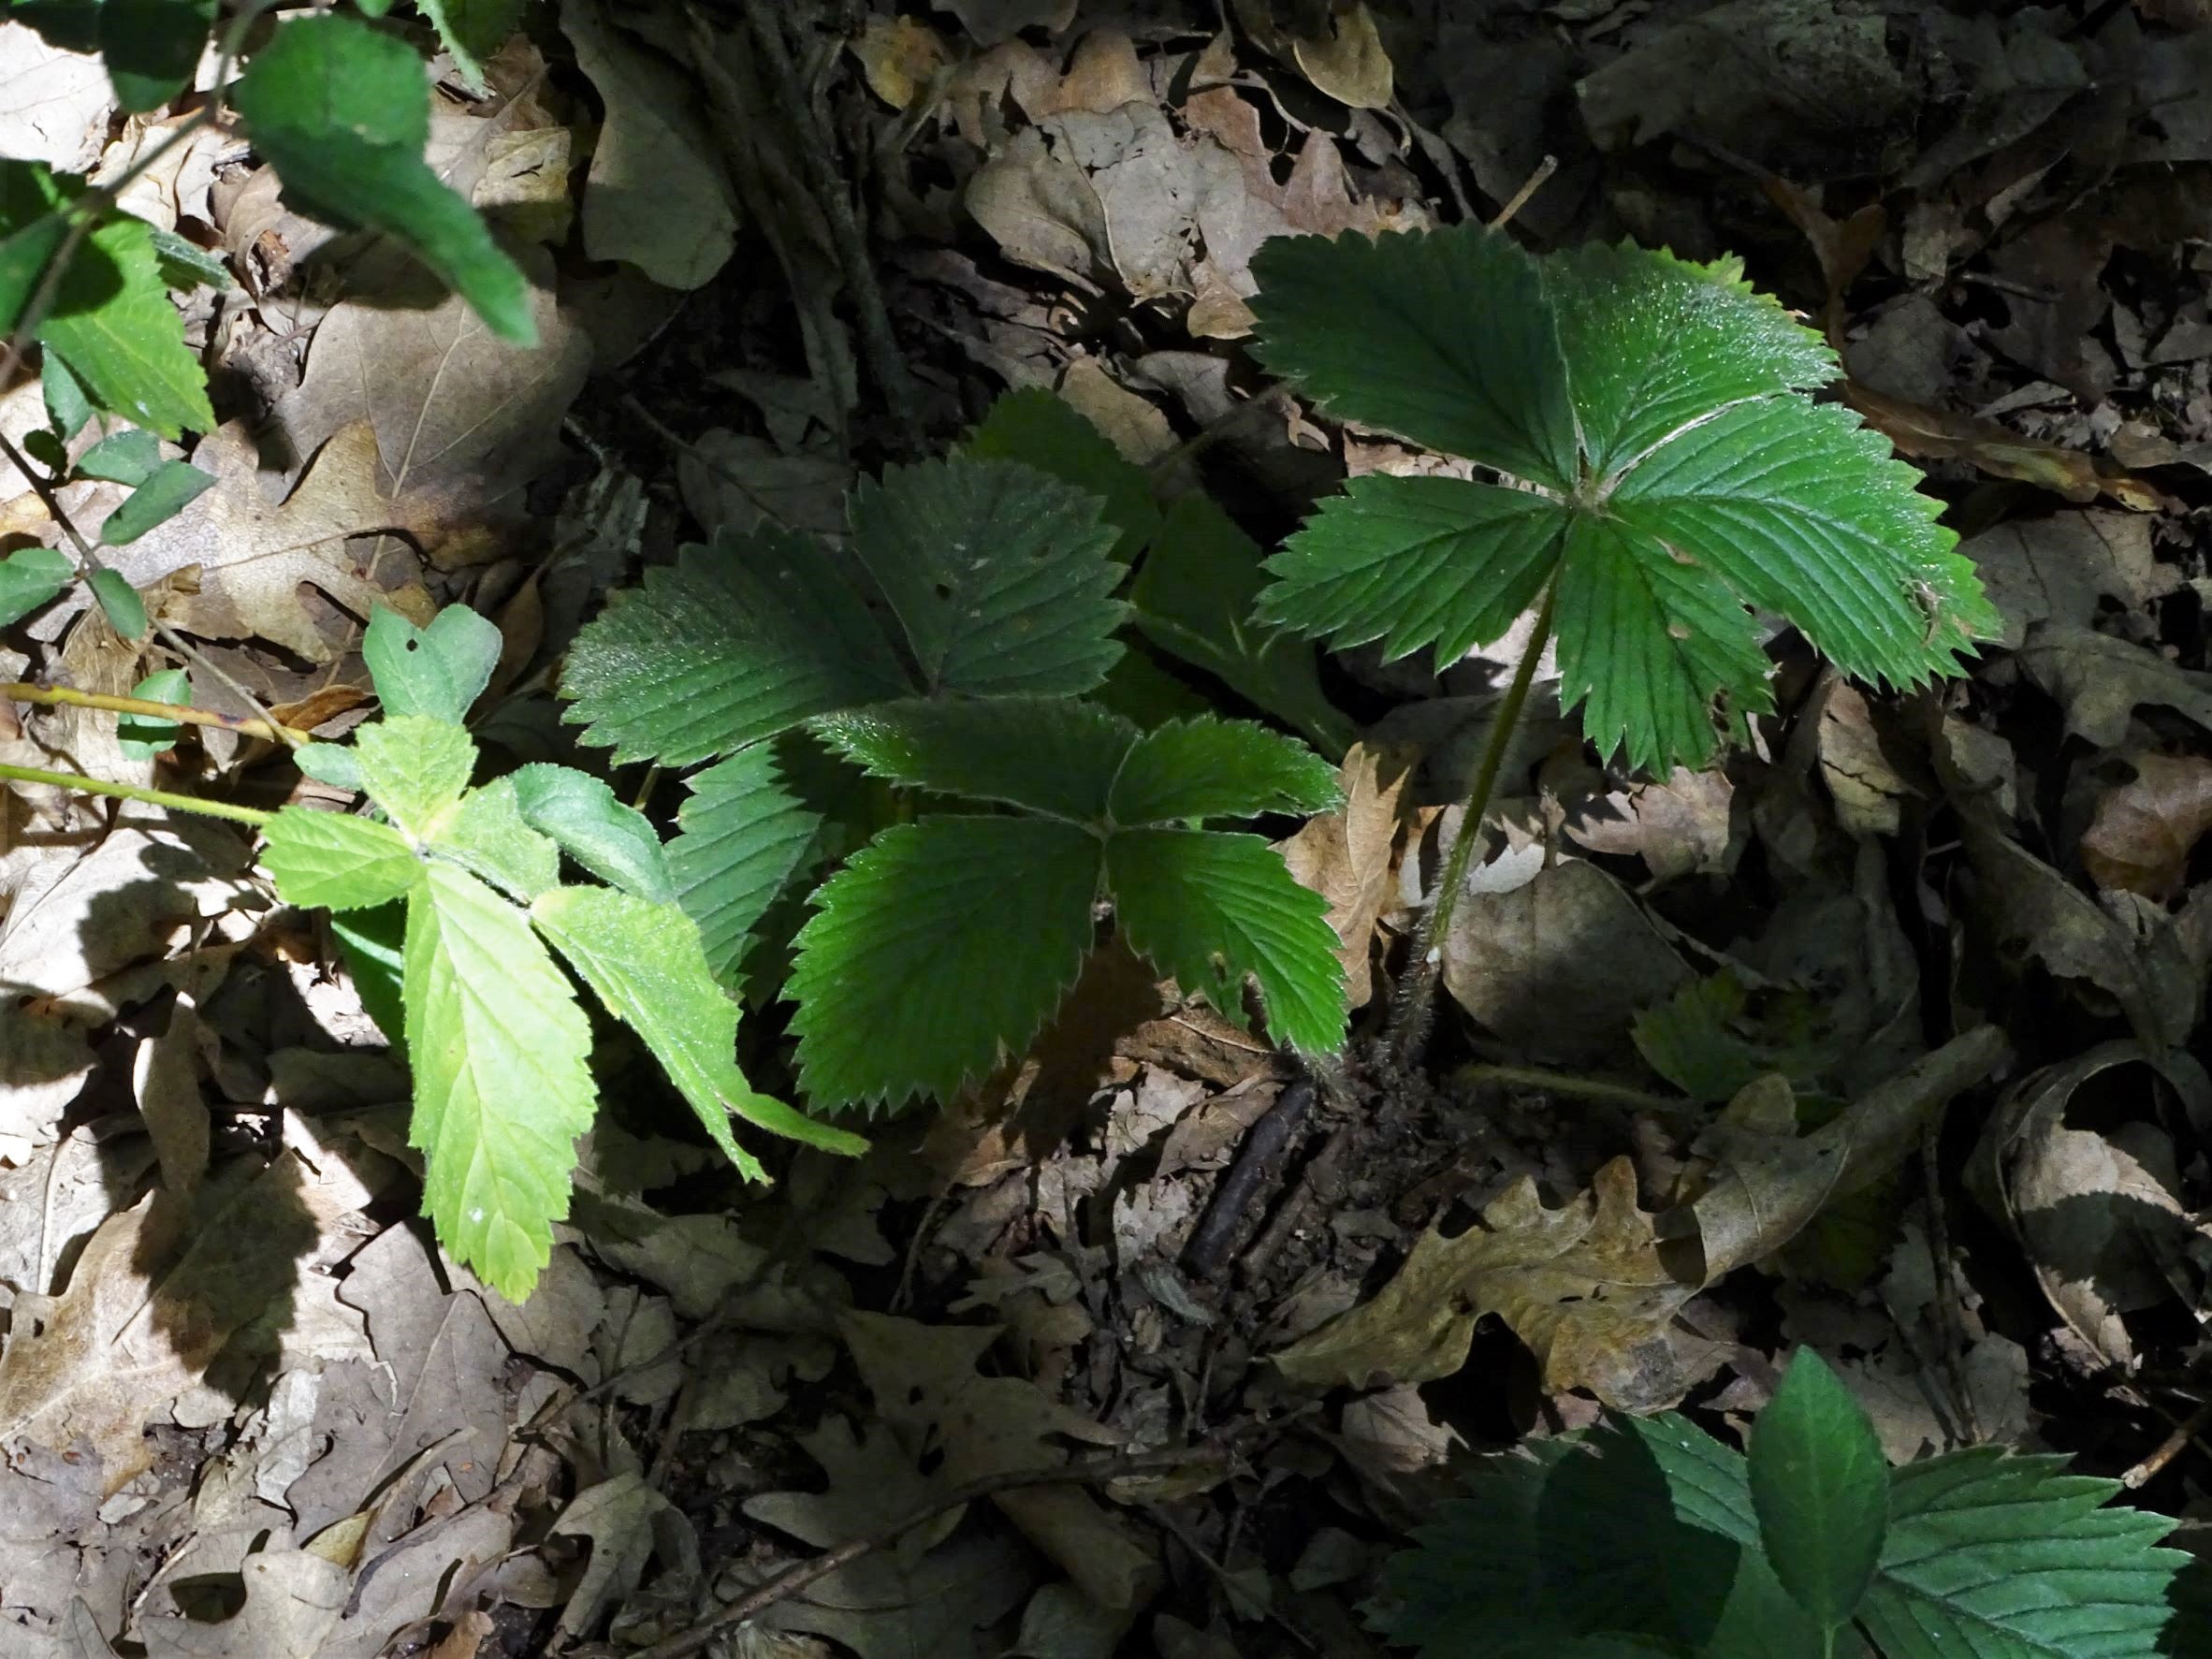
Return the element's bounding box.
[42,215,214,439]
[1250,226,1578,491]
[403,862,595,1300]
[76,429,160,486]
[1107,716,1342,825]
[1857,1448,2185,1658]
[849,455,1127,697]
[510,764,673,904]
[424,777,560,901]
[231,13,533,345]
[562,527,909,766]
[116,667,188,760]
[1751,1347,1888,1631]
[99,0,216,112]
[788,817,1101,1111]
[0,546,72,627]
[86,569,147,639]
[418,0,522,92]
[1105,829,1344,1054]
[366,604,502,725]
[531,884,866,1167]
[261,807,424,912]
[963,386,1163,563]
[1250,226,2000,773]
[356,716,476,839]
[667,745,826,987]
[103,460,212,544]
[810,696,1136,823]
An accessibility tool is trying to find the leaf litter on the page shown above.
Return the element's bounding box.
[11,2,2212,1655]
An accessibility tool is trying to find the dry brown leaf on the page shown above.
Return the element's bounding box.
[1846,382,2162,508]
[1288,2,1394,109]
[851,16,950,109]
[138,1550,349,1658]
[2080,752,2212,898]
[109,420,436,663]
[1273,1027,2006,1409]
[1277,742,1414,1007]
[271,249,590,570]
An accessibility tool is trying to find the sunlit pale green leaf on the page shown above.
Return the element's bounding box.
[332,898,405,1042]
[403,863,595,1299]
[424,777,560,901]
[116,667,188,760]
[531,884,866,1166]
[366,603,502,725]
[788,817,1101,1111]
[232,13,532,344]
[262,806,424,911]
[355,715,476,839]
[511,764,673,904]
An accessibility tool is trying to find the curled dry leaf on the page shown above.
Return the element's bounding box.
[1276,742,1415,1008]
[1966,1041,2212,1367]
[2080,752,2212,899]
[1846,382,2162,508]
[1273,1027,2007,1410]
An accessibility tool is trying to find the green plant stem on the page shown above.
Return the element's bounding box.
[0,762,272,827]
[4,681,309,745]
[1453,1062,1696,1116]
[1382,576,1558,1067]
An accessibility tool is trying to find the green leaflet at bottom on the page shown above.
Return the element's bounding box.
[530,883,865,1170]
[404,863,596,1301]
[787,816,1101,1112]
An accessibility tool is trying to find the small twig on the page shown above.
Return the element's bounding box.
[1454,1062,1699,1117]
[633,1444,1232,1659]
[1241,1121,1350,1284]
[4,680,309,745]
[1489,153,1558,231]
[1181,1076,1316,1278]
[0,761,272,827]
[1920,1104,1981,1445]
[732,0,922,449]
[2124,1396,2212,1490]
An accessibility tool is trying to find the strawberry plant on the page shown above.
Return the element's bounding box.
[1244,228,2002,1051]
[1375,1347,2188,1658]
[560,452,1349,1111]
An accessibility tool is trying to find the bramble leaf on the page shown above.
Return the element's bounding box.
[332,899,405,1042]
[366,604,502,725]
[97,459,212,546]
[232,13,533,344]
[43,214,214,439]
[87,569,146,638]
[77,429,160,486]
[563,527,909,766]
[99,0,216,112]
[850,456,1126,697]
[418,0,522,92]
[511,764,674,904]
[425,776,560,901]
[787,817,1100,1111]
[1750,1347,1888,1631]
[262,807,424,911]
[1105,829,1344,1054]
[531,884,867,1167]
[1249,227,1999,772]
[355,716,475,839]
[403,863,596,1299]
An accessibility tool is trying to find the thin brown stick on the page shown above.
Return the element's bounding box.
[1920,1104,1980,1444]
[1489,154,1558,231]
[4,681,309,744]
[2123,1396,2212,1491]
[633,1444,1231,1659]
[1455,1062,1699,1116]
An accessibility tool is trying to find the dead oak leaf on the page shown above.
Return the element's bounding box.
[1277,741,1416,1008]
[2081,752,2212,899]
[109,419,434,663]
